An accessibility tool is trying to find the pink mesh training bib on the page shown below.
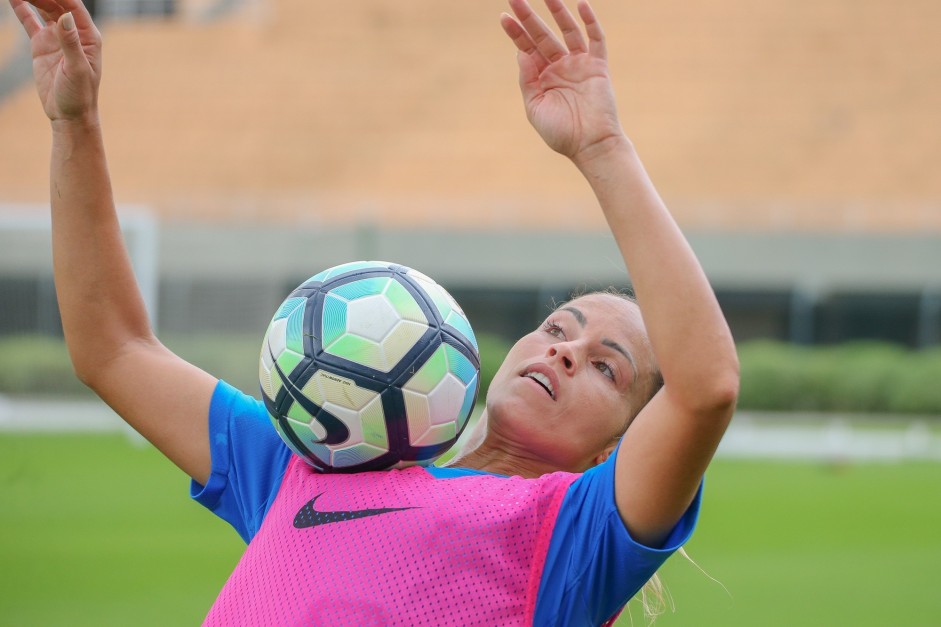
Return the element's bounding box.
[204,458,578,626]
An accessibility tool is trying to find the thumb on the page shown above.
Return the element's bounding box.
[55,12,85,65]
[517,51,541,94]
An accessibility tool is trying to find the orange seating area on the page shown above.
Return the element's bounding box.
[1,0,939,232]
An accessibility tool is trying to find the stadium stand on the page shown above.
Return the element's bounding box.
[2,0,940,343]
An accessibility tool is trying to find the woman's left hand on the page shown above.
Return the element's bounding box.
[500,0,626,162]
[9,0,102,124]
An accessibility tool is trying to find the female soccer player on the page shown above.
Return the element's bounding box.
[9,0,739,624]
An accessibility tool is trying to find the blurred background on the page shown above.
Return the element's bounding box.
[1,0,940,625]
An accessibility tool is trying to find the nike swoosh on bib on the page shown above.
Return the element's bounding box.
[293,493,416,529]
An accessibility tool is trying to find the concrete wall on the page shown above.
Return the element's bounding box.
[3,206,940,343]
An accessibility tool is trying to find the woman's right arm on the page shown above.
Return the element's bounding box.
[12,0,217,483]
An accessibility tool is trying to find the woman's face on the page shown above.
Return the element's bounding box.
[484,293,657,472]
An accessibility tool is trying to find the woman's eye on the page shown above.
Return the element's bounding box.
[543,322,565,338]
[595,361,615,380]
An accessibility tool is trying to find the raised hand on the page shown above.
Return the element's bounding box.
[9,0,102,123]
[500,0,625,162]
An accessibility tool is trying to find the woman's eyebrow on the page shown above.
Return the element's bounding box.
[560,305,638,378]
[602,338,638,378]
[559,306,586,326]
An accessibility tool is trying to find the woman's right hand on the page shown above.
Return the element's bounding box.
[9,0,102,123]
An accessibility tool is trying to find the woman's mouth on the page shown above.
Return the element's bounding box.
[522,370,555,399]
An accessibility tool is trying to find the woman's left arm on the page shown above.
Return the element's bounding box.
[502,0,738,547]
[575,136,739,548]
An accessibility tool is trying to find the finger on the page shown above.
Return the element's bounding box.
[500,12,550,75]
[36,8,57,24]
[545,0,587,54]
[55,11,89,71]
[508,0,567,64]
[29,0,96,34]
[10,0,46,38]
[577,0,607,60]
[48,0,96,32]
[26,0,65,20]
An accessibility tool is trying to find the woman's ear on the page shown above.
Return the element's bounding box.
[593,438,619,466]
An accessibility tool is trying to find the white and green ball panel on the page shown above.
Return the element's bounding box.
[309,268,463,386]
[401,343,479,448]
[301,260,477,358]
[321,276,430,373]
[405,269,478,354]
[287,370,390,469]
[264,364,395,472]
[259,296,307,404]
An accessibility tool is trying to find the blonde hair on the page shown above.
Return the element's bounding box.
[631,552,674,625]
[637,573,667,623]
[633,547,726,624]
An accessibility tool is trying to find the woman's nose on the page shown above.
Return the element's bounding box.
[547,343,577,374]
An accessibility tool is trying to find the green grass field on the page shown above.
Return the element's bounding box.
[2,434,939,626]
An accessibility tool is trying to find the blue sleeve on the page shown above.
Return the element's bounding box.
[534,454,702,627]
[189,380,293,544]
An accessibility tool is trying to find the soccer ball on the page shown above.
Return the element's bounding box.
[259,261,480,472]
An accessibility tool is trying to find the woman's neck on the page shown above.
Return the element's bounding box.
[443,437,561,479]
